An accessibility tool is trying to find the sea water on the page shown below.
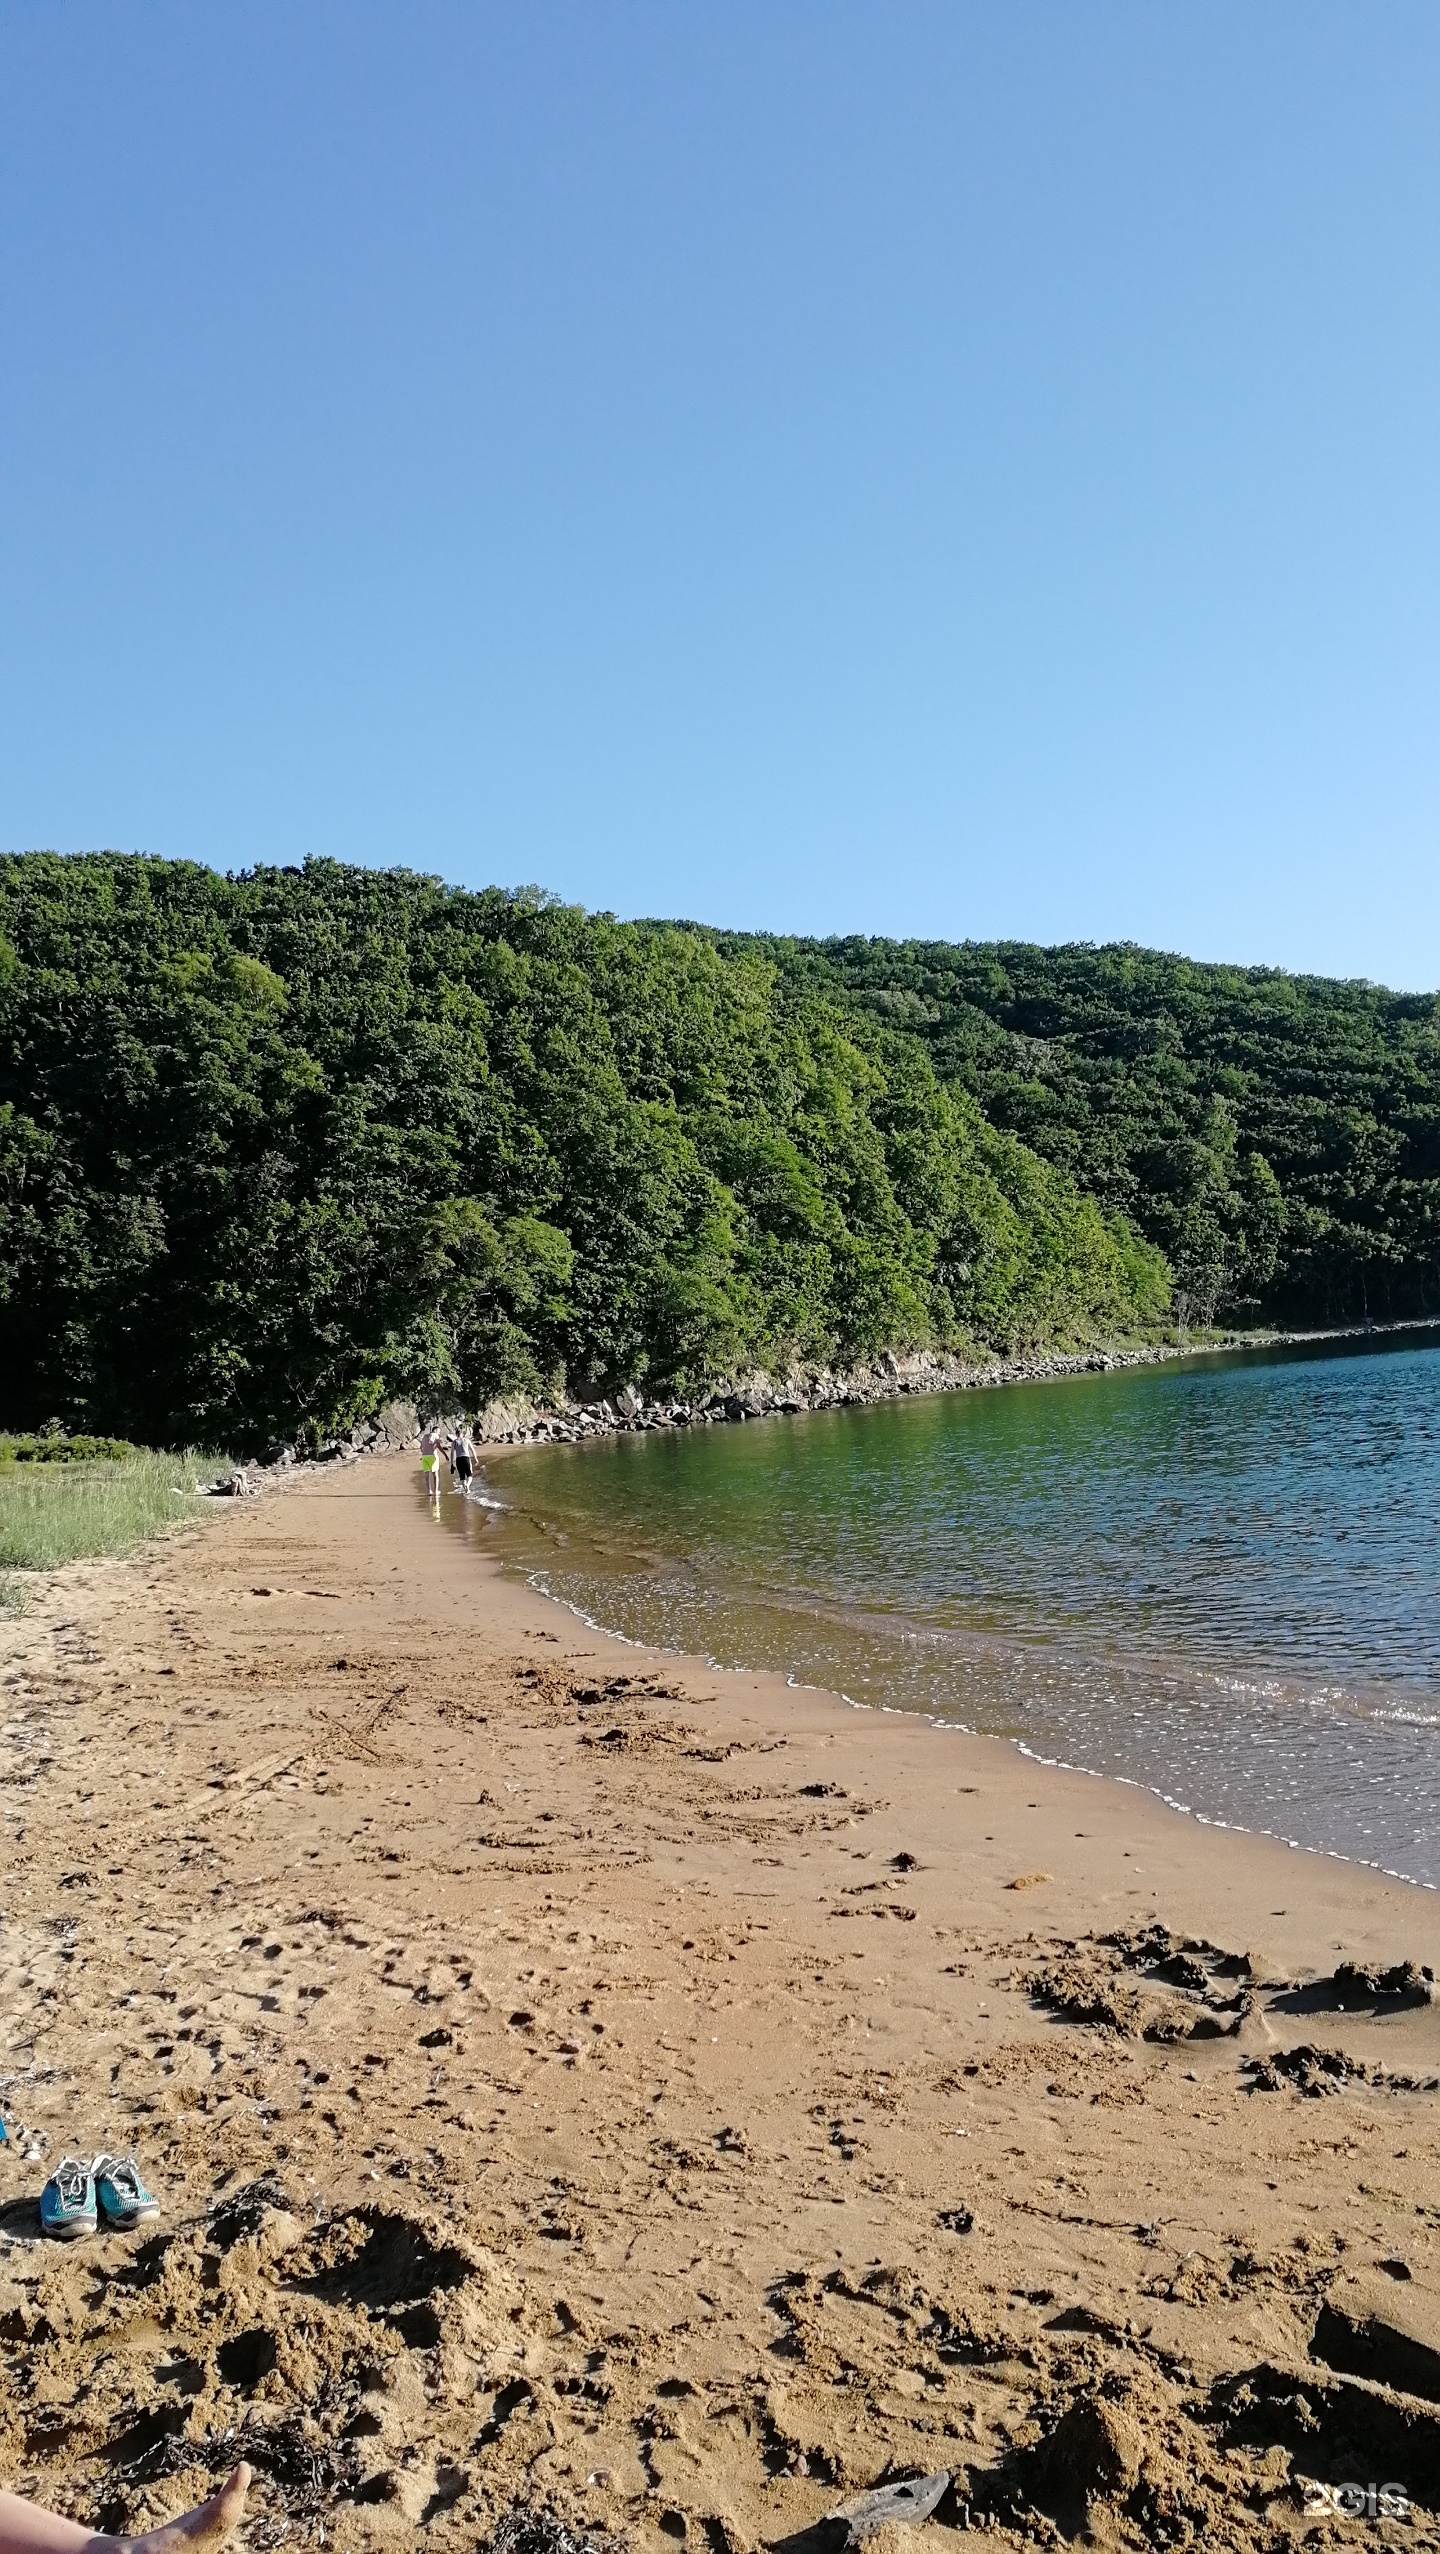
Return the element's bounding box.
[452,1332,1440,1886]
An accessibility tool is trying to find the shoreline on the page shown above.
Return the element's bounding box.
[507,1539,1440,1900]
[460,1475,1440,1954]
[466,1309,1440,1447]
[4,1456,1440,2550]
[261,1310,1440,1465]
[472,1357,1440,1900]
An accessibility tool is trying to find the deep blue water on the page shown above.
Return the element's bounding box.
[464,1331,1440,1886]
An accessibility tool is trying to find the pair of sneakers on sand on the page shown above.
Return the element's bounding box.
[40,2152,158,2240]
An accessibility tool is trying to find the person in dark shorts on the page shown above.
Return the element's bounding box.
[451,1424,477,1490]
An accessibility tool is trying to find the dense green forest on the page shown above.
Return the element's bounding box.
[0,855,1167,1449]
[5,854,1433,1451]
[727,932,1440,1326]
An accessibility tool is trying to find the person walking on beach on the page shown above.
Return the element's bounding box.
[451,1422,477,1493]
[419,1420,445,1508]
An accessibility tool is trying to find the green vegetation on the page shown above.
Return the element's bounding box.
[0,855,1168,1450]
[7,856,1436,1453]
[0,1432,143,1462]
[726,933,1440,1325]
[0,1446,222,1592]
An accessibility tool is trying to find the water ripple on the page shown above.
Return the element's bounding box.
[479,1331,1440,1886]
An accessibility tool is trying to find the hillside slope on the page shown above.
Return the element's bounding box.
[725,931,1440,1324]
[0,856,1166,1448]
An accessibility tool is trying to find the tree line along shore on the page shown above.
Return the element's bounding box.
[2,851,1436,1455]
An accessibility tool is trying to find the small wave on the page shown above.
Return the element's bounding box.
[483,1337,1440,1890]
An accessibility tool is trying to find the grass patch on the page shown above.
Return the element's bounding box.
[0,1432,146,1463]
[0,1448,227,1578]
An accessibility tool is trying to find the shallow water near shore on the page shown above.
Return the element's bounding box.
[458,1330,1440,1886]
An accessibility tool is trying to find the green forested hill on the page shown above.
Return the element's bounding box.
[725,932,1440,1325]
[0,855,1166,1448]
[7,855,1431,1452]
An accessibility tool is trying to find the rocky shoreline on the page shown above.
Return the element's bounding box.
[246,1336,1207,1476]
[461,1334,1214,1448]
[236,1310,1440,1480]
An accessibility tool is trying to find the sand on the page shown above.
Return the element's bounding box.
[3,1451,1440,2551]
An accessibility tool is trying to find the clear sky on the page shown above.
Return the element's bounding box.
[3,5,1439,986]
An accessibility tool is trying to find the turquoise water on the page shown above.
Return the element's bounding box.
[459,1332,1440,1886]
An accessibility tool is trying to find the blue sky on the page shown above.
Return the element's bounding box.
[3,4,1439,984]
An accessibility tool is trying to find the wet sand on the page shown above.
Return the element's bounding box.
[3,1453,1440,2551]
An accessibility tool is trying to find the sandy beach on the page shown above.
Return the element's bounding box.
[4,1453,1440,2550]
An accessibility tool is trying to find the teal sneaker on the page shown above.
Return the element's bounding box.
[93,2152,160,2230]
[40,2156,97,2241]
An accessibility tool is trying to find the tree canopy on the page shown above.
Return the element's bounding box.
[0,855,1168,1449]
[728,931,1440,1326]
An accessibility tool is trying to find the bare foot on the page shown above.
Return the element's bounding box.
[123,2466,251,2554]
